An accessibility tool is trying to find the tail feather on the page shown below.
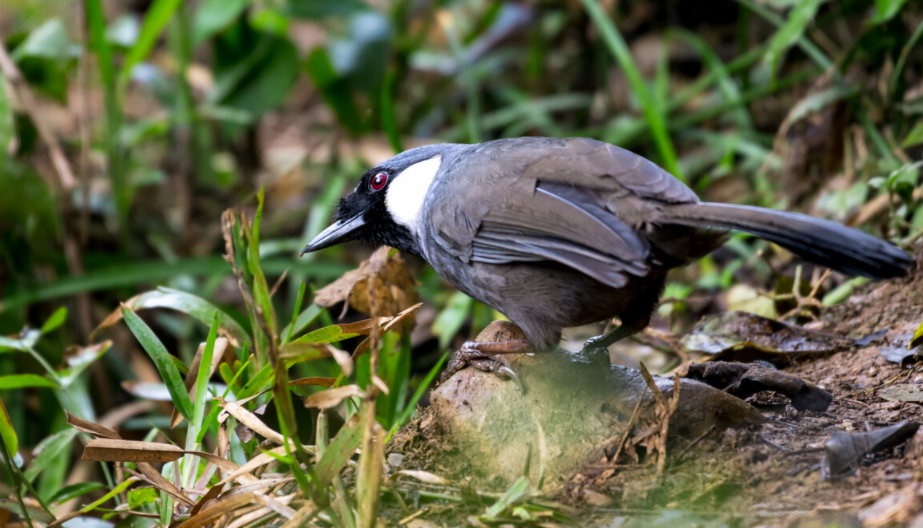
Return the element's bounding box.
[658,202,914,280]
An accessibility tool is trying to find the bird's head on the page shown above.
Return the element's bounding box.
[300,143,460,258]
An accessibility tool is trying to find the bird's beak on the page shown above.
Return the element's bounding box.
[300,216,365,256]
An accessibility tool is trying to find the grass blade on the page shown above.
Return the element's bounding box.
[117,0,181,91]
[120,305,193,421]
[580,0,680,179]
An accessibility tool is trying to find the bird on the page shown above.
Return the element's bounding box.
[301,137,914,383]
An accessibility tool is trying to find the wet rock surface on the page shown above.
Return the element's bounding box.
[391,321,763,489]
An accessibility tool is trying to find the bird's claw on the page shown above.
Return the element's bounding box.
[440,341,524,391]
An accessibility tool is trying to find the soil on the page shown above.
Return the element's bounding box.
[388,246,923,527]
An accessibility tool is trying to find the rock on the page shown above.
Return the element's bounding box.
[392,321,764,489]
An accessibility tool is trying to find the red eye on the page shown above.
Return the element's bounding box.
[369,172,388,192]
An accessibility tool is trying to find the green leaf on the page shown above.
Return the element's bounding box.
[315,417,363,489]
[289,325,359,345]
[193,0,252,44]
[120,305,194,421]
[40,306,68,335]
[49,482,105,504]
[0,374,58,390]
[0,396,18,459]
[869,0,910,24]
[902,120,923,148]
[192,314,220,432]
[24,429,78,482]
[433,292,474,350]
[11,19,72,61]
[248,188,277,335]
[762,0,826,78]
[128,487,159,509]
[118,0,182,90]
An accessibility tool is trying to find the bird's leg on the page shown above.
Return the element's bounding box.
[582,324,637,354]
[440,339,532,390]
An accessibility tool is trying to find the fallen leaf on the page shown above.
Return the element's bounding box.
[879,384,923,402]
[821,421,920,479]
[303,385,364,409]
[82,438,184,463]
[682,311,850,364]
[879,334,922,366]
[314,246,418,317]
[686,361,833,411]
[853,327,889,347]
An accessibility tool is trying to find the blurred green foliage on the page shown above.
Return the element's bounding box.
[0,0,922,523]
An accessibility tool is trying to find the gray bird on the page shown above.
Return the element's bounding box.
[301,137,914,381]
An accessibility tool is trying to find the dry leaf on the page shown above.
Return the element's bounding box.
[314,246,418,317]
[66,411,120,439]
[219,400,291,447]
[176,493,256,528]
[82,438,184,463]
[303,385,364,409]
[289,377,337,387]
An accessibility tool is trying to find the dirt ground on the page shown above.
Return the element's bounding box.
[388,246,923,527]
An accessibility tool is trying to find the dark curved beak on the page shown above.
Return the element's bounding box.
[300,216,365,256]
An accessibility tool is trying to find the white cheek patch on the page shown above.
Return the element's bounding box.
[385,156,442,236]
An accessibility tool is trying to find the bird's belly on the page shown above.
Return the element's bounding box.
[427,251,660,347]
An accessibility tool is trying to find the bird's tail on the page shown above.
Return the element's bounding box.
[658,202,914,279]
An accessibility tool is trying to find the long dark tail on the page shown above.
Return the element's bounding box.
[659,202,914,280]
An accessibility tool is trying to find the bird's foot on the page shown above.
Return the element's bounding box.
[440,339,530,391]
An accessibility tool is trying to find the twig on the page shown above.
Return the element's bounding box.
[609,386,648,464]
[672,424,717,465]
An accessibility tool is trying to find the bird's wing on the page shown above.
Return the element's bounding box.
[426,137,698,288]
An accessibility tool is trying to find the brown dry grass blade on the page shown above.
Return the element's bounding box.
[218,400,293,448]
[289,377,337,387]
[176,492,256,528]
[280,503,319,528]
[338,317,393,335]
[82,438,184,463]
[303,385,364,409]
[170,337,228,428]
[215,446,290,487]
[66,411,119,439]
[66,413,195,507]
